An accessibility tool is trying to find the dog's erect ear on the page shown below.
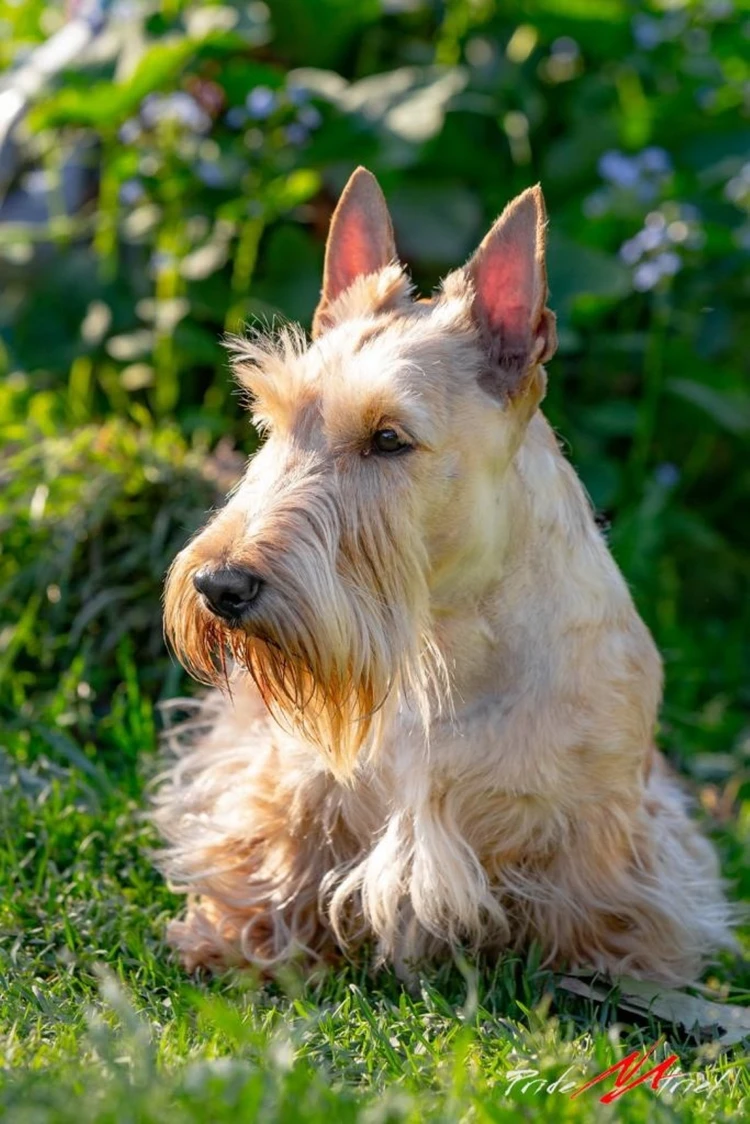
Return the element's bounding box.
[465,184,557,399]
[312,167,399,337]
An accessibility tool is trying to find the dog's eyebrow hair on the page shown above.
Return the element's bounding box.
[352,323,390,351]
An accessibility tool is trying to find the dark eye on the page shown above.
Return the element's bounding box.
[370,428,411,455]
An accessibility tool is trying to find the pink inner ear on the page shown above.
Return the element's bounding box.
[475,246,534,345]
[331,215,380,295]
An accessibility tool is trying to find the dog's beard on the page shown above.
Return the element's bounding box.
[164,498,447,779]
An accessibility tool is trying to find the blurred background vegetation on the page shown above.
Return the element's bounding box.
[0,0,748,898]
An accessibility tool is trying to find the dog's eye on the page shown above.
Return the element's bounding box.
[370,428,411,456]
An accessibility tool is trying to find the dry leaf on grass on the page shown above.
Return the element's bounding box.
[558,974,750,1046]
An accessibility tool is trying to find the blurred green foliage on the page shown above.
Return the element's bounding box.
[1,4,750,1114]
[0,0,749,780]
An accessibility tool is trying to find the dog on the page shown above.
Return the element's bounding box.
[156,167,734,982]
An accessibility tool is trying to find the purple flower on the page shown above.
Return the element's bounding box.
[633,15,661,50]
[119,179,145,206]
[655,250,681,276]
[149,251,176,275]
[635,181,660,203]
[225,106,248,130]
[622,206,688,292]
[639,147,671,175]
[246,86,276,119]
[725,162,750,206]
[23,170,49,196]
[550,36,579,60]
[598,151,640,189]
[619,236,643,265]
[141,93,210,133]
[298,105,322,130]
[287,85,310,106]
[284,123,309,147]
[639,223,667,252]
[196,161,225,188]
[119,119,141,144]
[705,0,734,19]
[633,261,662,291]
[655,463,680,488]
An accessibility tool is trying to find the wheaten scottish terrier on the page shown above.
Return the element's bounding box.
[157,168,733,982]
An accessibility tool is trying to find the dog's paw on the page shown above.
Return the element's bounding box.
[166,906,244,974]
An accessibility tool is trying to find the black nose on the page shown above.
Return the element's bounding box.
[193,566,263,622]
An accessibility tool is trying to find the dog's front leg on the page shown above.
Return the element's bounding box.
[155,714,371,974]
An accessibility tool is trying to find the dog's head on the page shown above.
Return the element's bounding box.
[165,168,557,777]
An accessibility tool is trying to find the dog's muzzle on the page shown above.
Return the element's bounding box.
[193,566,263,624]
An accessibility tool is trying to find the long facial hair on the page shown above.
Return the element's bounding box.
[164,462,446,779]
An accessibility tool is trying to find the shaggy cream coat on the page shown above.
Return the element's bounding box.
[156,169,734,982]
